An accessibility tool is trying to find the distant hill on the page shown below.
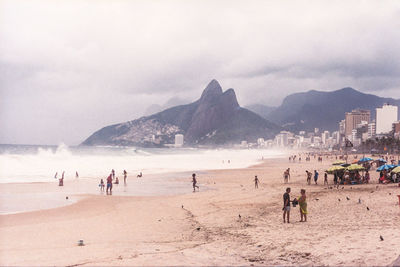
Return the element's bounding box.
[257,87,400,133]
[82,80,280,147]
[144,97,188,116]
[245,104,277,119]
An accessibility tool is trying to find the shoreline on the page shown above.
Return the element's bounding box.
[1,155,399,266]
[0,153,288,215]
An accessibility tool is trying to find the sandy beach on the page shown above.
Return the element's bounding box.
[0,155,399,266]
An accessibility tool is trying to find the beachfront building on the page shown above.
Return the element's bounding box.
[174,134,184,147]
[321,130,330,144]
[393,121,400,139]
[274,131,292,147]
[345,109,371,136]
[368,121,376,139]
[332,131,340,144]
[376,104,398,135]
[257,138,265,147]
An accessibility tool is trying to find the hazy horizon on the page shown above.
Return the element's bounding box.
[1,1,400,145]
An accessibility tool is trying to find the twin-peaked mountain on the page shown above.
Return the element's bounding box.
[82,80,280,147]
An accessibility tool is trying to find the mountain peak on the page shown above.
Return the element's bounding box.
[200,79,223,101]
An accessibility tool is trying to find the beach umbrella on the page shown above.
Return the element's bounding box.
[391,166,400,174]
[326,165,345,174]
[359,157,373,163]
[332,160,346,165]
[376,164,395,172]
[346,164,365,172]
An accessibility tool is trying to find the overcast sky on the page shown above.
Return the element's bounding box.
[1,0,400,145]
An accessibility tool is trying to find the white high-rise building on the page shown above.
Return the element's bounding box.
[376,104,398,134]
[368,122,376,139]
[174,134,184,147]
[322,131,330,144]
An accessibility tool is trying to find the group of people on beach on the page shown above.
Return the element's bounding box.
[99,169,129,194]
[305,170,320,185]
[283,187,307,223]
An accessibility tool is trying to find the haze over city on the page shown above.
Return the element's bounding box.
[1,0,400,145]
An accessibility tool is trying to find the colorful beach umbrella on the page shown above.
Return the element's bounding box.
[391,166,400,174]
[332,160,346,165]
[346,164,365,171]
[376,164,395,172]
[326,165,345,174]
[358,157,373,163]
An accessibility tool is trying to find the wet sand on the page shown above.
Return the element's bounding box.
[0,155,399,266]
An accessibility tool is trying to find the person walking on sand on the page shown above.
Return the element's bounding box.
[54,172,58,179]
[306,171,311,185]
[314,170,319,185]
[123,170,127,185]
[111,169,115,180]
[106,173,113,195]
[283,187,291,223]
[254,175,259,189]
[324,172,328,185]
[192,173,199,192]
[75,171,79,179]
[283,170,289,183]
[298,189,307,222]
[287,168,291,181]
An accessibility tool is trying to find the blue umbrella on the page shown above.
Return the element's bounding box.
[359,157,373,162]
[376,164,395,172]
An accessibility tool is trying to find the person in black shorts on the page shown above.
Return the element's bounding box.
[283,187,291,223]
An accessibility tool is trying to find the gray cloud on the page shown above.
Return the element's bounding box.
[1,0,400,145]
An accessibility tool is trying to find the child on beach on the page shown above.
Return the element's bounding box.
[298,189,307,222]
[254,175,259,189]
[99,179,105,191]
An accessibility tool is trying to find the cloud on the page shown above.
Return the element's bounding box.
[1,0,400,144]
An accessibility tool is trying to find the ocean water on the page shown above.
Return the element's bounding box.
[0,144,285,184]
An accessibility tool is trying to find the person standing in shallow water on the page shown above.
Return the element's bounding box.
[283,187,291,223]
[192,173,199,192]
[254,175,259,189]
[106,173,113,195]
[123,170,127,185]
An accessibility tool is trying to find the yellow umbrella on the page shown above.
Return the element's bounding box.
[332,160,346,165]
[346,164,365,171]
[391,166,400,174]
[327,165,345,174]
